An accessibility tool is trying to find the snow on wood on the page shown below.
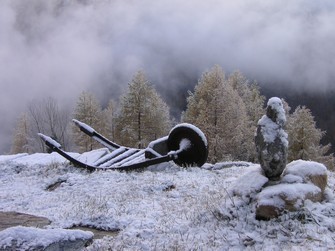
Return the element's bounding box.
[77,148,109,165]
[170,123,208,147]
[147,136,168,149]
[38,133,62,148]
[72,119,95,134]
[100,148,139,167]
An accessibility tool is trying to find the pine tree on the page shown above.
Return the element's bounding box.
[183,65,251,162]
[73,91,105,152]
[115,71,171,148]
[287,106,334,169]
[11,113,30,154]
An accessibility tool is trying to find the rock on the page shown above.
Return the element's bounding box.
[231,166,268,201]
[0,212,51,232]
[255,160,327,220]
[256,183,322,220]
[283,160,328,192]
[0,226,93,251]
[255,97,288,180]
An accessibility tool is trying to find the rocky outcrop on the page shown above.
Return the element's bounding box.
[255,97,288,180]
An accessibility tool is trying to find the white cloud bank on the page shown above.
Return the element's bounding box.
[0,0,334,153]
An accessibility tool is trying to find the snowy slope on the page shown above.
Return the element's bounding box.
[0,152,335,250]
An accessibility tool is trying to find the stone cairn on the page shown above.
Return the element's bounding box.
[238,97,329,220]
[255,97,288,180]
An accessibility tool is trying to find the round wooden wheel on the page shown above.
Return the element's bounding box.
[167,123,208,167]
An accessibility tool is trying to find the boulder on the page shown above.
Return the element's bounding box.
[256,183,322,220]
[255,160,327,220]
[0,226,93,251]
[283,160,328,192]
[230,166,268,201]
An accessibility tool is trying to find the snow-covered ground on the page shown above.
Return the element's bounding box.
[0,151,335,250]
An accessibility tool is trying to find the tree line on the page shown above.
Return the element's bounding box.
[11,66,334,169]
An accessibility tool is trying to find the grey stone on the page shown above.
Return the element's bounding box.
[255,97,288,180]
[0,212,51,232]
[0,226,93,251]
[255,160,327,220]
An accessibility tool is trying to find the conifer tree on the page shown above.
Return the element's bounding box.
[73,91,105,152]
[227,71,265,161]
[103,99,117,141]
[115,71,171,148]
[11,113,30,154]
[183,65,252,162]
[287,105,334,169]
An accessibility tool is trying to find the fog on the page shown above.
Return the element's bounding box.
[1,0,334,153]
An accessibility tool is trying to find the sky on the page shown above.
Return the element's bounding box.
[0,0,335,154]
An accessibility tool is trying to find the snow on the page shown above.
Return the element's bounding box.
[0,152,335,250]
[170,123,208,147]
[285,160,327,177]
[0,226,93,250]
[77,148,109,165]
[72,119,95,134]
[267,97,286,125]
[230,165,268,199]
[258,183,321,208]
[257,114,288,148]
[38,133,62,148]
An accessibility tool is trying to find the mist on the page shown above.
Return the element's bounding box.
[1,0,335,154]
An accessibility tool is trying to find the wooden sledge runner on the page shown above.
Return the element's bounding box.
[38,120,208,172]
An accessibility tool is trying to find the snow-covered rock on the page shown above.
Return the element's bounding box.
[0,226,93,251]
[255,97,288,180]
[256,160,327,220]
[283,160,328,192]
[256,183,322,220]
[230,166,268,201]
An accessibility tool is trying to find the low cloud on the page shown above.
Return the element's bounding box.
[0,0,334,153]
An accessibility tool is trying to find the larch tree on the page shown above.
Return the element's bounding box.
[115,71,171,148]
[227,71,265,161]
[11,113,30,154]
[73,91,106,152]
[103,99,118,142]
[183,65,251,162]
[228,71,265,125]
[287,105,334,169]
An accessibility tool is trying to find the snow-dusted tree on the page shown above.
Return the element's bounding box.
[103,99,117,141]
[228,71,265,125]
[27,97,71,153]
[115,71,171,148]
[183,65,251,162]
[73,91,106,152]
[227,71,265,161]
[287,106,334,169]
[11,113,30,154]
